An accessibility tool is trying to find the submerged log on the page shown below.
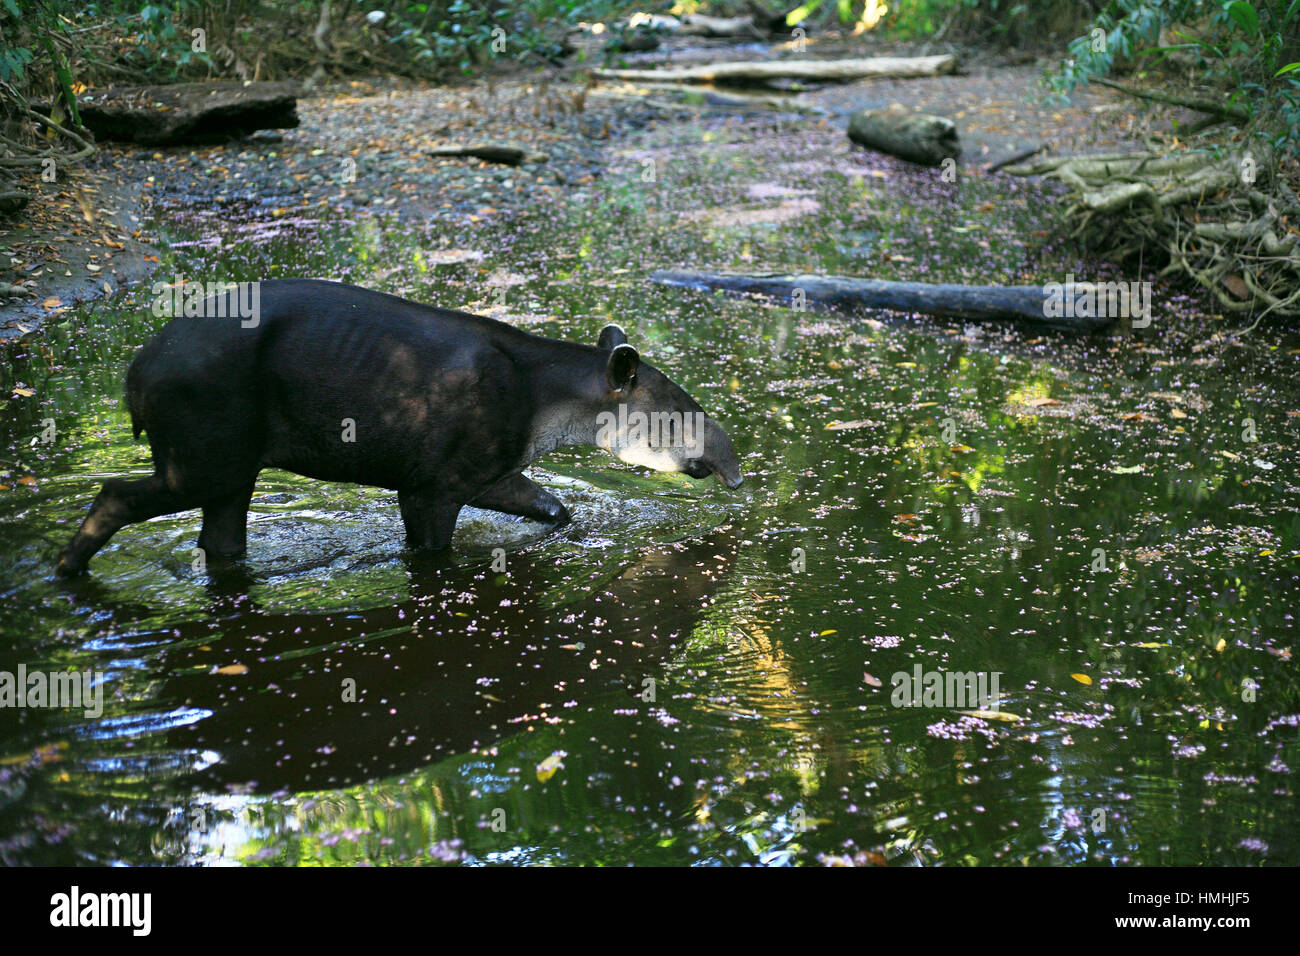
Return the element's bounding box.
[594,54,959,86]
[649,270,1118,332]
[847,109,960,167]
[71,81,300,145]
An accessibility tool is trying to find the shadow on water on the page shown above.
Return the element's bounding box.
[136,524,740,794]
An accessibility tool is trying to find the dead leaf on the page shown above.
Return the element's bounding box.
[1221,274,1250,299]
[960,709,1022,722]
[536,751,566,782]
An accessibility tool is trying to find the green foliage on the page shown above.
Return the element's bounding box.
[868,0,1106,43]
[0,45,34,84]
[386,0,633,75]
[4,1,643,91]
[1052,1,1300,149]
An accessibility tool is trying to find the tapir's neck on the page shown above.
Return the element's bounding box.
[521,343,605,465]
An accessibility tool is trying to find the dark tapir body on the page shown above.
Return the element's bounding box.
[56,279,742,576]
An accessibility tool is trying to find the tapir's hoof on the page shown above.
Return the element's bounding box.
[55,550,87,578]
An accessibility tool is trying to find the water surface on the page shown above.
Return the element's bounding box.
[2,113,1297,866]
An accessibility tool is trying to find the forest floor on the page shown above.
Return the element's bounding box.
[0,35,1170,337]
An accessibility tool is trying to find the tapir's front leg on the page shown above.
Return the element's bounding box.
[470,473,571,525]
[398,490,462,551]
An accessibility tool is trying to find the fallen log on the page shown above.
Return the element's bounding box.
[985,144,1046,174]
[594,54,959,86]
[677,14,765,39]
[69,81,300,145]
[592,84,824,115]
[621,9,790,37]
[0,189,32,217]
[428,144,549,165]
[847,109,960,167]
[649,270,1118,332]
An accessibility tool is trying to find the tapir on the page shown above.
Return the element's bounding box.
[56,278,743,576]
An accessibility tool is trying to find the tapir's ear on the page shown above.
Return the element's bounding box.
[597,324,628,350]
[605,343,639,392]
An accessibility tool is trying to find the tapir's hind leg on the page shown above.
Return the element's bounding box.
[56,474,198,577]
[198,480,257,558]
[470,473,571,525]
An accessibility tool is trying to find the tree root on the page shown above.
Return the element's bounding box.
[1088,78,1250,123]
[1008,148,1300,321]
[0,108,96,167]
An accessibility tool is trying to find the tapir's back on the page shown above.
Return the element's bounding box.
[132,279,510,418]
[152,280,526,488]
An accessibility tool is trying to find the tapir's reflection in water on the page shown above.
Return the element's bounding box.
[142,524,741,793]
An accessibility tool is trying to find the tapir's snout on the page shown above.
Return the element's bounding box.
[717,467,743,490]
[701,416,743,490]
